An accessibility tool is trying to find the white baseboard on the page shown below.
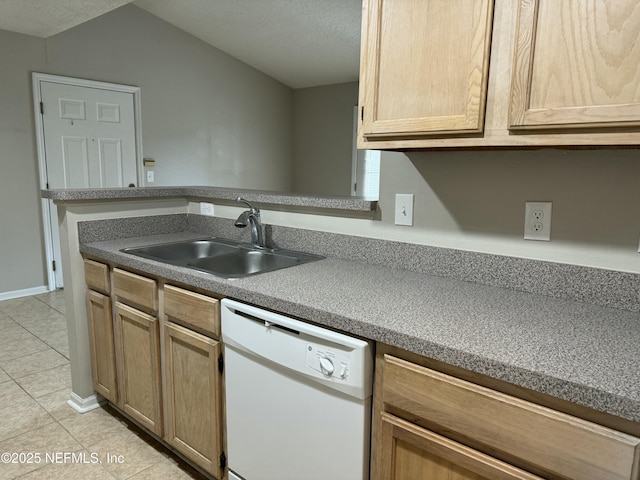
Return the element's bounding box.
[0,285,50,301]
[67,392,104,414]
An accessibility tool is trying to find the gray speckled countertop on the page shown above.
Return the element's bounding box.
[81,232,640,423]
[42,186,377,212]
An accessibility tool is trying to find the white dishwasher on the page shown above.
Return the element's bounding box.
[221,298,373,480]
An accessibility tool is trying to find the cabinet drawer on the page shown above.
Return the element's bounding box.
[84,259,110,294]
[383,355,640,480]
[113,268,158,312]
[379,412,543,480]
[164,285,220,338]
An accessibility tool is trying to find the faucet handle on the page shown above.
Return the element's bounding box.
[236,197,259,214]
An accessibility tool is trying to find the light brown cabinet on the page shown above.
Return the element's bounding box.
[86,289,118,404]
[164,320,223,479]
[114,302,163,436]
[358,0,640,149]
[359,0,494,139]
[379,413,541,480]
[112,268,163,436]
[373,348,640,480]
[84,262,225,478]
[509,0,640,130]
[164,284,220,338]
[113,267,158,312]
[84,260,118,404]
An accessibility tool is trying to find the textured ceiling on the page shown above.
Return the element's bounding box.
[0,0,362,88]
[0,0,133,37]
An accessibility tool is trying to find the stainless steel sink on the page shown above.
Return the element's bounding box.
[121,237,323,278]
[188,250,301,278]
[122,238,239,263]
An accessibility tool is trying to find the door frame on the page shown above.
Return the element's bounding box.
[32,73,143,290]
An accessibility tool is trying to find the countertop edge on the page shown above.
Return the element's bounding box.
[41,186,377,213]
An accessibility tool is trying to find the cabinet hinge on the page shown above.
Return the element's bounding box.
[220,451,227,469]
[40,101,44,115]
[52,260,56,272]
[46,182,49,189]
[218,353,224,374]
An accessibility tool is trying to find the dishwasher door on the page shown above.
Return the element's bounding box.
[221,299,373,480]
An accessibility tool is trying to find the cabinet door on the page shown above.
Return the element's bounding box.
[359,0,494,140]
[164,321,223,478]
[378,413,543,480]
[510,0,640,130]
[86,290,117,403]
[114,302,162,436]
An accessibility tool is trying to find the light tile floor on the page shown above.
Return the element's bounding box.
[0,290,207,479]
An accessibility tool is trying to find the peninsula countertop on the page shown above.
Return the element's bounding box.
[80,231,640,424]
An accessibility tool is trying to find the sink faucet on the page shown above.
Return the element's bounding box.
[234,197,266,249]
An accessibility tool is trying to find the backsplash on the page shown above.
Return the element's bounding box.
[79,213,640,313]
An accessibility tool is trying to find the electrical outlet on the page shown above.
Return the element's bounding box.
[200,202,215,216]
[524,201,552,241]
[395,194,414,226]
[146,170,154,183]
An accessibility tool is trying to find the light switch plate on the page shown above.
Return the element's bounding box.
[146,170,154,183]
[395,194,414,226]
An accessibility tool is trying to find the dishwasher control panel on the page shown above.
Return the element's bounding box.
[221,298,373,399]
[306,343,351,380]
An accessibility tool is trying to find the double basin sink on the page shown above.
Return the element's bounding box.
[121,237,324,279]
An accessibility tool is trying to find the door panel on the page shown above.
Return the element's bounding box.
[61,137,89,188]
[41,81,137,189]
[98,139,124,187]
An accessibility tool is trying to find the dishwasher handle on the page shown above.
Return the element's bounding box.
[233,308,300,335]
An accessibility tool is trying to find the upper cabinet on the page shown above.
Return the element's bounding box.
[359,0,494,139]
[509,0,640,130]
[358,0,640,149]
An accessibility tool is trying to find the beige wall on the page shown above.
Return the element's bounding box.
[376,149,640,272]
[245,148,640,273]
[45,4,294,191]
[292,82,359,195]
[0,5,295,296]
[3,5,640,298]
[0,30,48,295]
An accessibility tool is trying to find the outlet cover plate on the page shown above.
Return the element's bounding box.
[524,201,552,241]
[395,194,414,226]
[200,202,215,216]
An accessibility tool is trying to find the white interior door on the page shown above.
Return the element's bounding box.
[34,74,141,289]
[41,82,137,190]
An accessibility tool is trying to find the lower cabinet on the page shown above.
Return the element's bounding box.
[84,260,225,479]
[164,321,223,479]
[114,302,163,436]
[379,413,541,480]
[86,289,118,403]
[374,348,640,480]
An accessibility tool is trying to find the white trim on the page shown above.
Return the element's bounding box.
[0,285,49,301]
[67,392,104,414]
[351,106,358,196]
[32,73,143,290]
